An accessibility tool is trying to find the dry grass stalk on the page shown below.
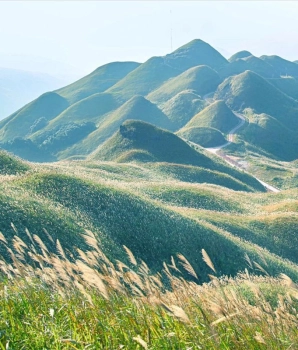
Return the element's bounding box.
[177,254,198,280]
[202,249,216,273]
[123,245,137,266]
[132,335,148,349]
[56,239,67,260]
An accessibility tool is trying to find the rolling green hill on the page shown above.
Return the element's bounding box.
[161,90,206,129]
[240,110,298,161]
[147,65,221,105]
[229,50,253,62]
[214,70,298,127]
[0,92,69,142]
[181,100,239,133]
[220,55,276,79]
[107,39,228,101]
[260,55,298,78]
[90,119,265,192]
[56,61,140,104]
[177,126,226,148]
[0,153,297,286]
[0,150,29,174]
[268,76,298,100]
[57,96,173,159]
[177,100,238,147]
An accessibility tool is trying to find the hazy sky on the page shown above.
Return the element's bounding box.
[0,1,298,77]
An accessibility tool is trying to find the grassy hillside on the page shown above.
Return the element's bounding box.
[214,70,298,127]
[220,55,276,79]
[108,39,228,101]
[260,55,298,78]
[177,100,238,147]
[165,39,228,71]
[177,126,226,147]
[29,92,122,150]
[269,76,298,100]
[58,96,173,159]
[0,156,295,283]
[0,92,69,142]
[57,61,140,104]
[90,119,265,192]
[0,150,29,174]
[161,90,206,129]
[147,65,221,105]
[229,50,253,62]
[239,109,298,161]
[182,100,239,133]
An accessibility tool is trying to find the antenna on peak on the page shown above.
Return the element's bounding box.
[170,9,173,51]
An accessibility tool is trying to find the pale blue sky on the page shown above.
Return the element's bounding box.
[0,1,297,77]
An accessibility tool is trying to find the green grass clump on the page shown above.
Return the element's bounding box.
[0,150,29,175]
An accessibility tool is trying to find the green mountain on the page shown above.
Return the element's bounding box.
[220,55,276,79]
[229,50,253,62]
[161,90,206,130]
[240,110,298,161]
[260,55,298,78]
[214,70,298,127]
[147,65,221,105]
[177,100,239,147]
[0,92,69,142]
[166,39,228,71]
[268,76,298,100]
[91,119,265,192]
[56,61,140,104]
[182,100,239,133]
[58,96,172,159]
[177,126,226,148]
[107,39,228,101]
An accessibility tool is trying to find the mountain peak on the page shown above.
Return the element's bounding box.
[164,39,228,71]
[229,50,253,62]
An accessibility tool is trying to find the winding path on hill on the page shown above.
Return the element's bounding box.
[189,92,281,193]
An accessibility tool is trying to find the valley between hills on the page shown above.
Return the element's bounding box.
[1,39,298,348]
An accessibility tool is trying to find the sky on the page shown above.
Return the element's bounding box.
[0,1,298,78]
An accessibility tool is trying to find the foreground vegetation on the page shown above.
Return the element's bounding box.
[0,151,297,348]
[0,230,298,349]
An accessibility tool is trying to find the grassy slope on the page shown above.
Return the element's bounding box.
[91,120,265,192]
[107,39,228,101]
[0,92,69,142]
[181,100,239,133]
[56,61,140,104]
[147,65,221,105]
[220,55,276,79]
[229,50,253,62]
[177,100,238,147]
[0,150,30,174]
[30,92,122,145]
[58,96,173,159]
[260,55,298,78]
[14,168,298,281]
[268,76,298,100]
[161,90,206,130]
[214,71,298,127]
[239,109,298,161]
[177,126,226,147]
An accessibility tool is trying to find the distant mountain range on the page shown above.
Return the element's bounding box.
[1,38,298,162]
